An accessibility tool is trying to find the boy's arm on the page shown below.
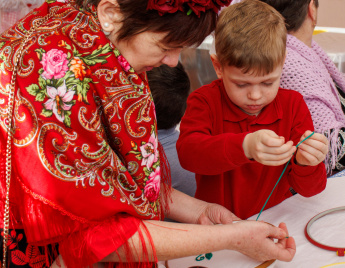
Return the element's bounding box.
[286,97,327,197]
[177,92,251,175]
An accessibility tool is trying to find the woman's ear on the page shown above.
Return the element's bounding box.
[308,0,318,27]
[210,54,223,79]
[97,0,123,34]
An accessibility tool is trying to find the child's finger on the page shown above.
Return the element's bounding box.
[297,146,326,165]
[261,131,285,147]
[299,139,328,155]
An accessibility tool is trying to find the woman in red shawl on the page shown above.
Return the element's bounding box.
[0,0,296,267]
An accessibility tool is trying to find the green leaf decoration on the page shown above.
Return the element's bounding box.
[82,43,112,66]
[205,253,213,260]
[38,76,47,89]
[72,45,80,58]
[64,112,71,128]
[46,79,53,86]
[0,42,5,50]
[113,48,121,57]
[35,91,46,102]
[26,84,40,96]
[152,160,160,170]
[74,78,92,103]
[38,68,44,74]
[41,108,53,117]
[143,167,151,177]
[35,48,45,61]
[128,150,140,155]
[55,78,64,88]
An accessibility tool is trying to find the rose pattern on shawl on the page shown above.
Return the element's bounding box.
[147,0,184,15]
[40,49,69,80]
[144,167,161,202]
[117,55,132,72]
[129,128,161,204]
[44,81,75,123]
[25,44,112,127]
[140,132,159,169]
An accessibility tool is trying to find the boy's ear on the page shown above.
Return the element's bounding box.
[97,0,123,33]
[210,54,223,79]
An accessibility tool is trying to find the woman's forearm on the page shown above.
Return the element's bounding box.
[101,220,295,263]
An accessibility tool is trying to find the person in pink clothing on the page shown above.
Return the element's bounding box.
[259,0,345,174]
[177,0,329,220]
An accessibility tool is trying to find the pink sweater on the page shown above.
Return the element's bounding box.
[281,34,345,173]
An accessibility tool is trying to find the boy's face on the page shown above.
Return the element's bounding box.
[211,56,283,116]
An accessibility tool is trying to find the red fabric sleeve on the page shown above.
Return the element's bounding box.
[285,95,327,197]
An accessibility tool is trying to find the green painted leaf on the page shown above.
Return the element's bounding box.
[34,48,45,61]
[55,78,64,88]
[35,91,46,102]
[82,58,97,65]
[46,79,52,86]
[64,114,71,128]
[26,84,40,96]
[152,160,160,170]
[41,108,53,117]
[38,76,46,89]
[0,42,5,50]
[143,167,151,177]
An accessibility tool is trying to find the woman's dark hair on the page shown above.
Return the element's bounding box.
[147,62,190,130]
[259,0,319,32]
[76,0,218,47]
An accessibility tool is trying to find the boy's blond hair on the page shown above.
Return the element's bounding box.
[215,0,287,75]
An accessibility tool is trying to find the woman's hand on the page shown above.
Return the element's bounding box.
[243,130,296,166]
[295,130,328,166]
[229,221,296,262]
[167,188,240,224]
[197,202,241,225]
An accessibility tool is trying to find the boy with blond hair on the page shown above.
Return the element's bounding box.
[177,0,328,219]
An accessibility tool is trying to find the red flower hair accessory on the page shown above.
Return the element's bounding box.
[147,0,232,17]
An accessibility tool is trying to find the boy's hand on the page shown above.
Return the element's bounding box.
[243,129,296,166]
[295,130,328,166]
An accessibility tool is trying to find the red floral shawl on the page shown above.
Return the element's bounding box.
[0,0,166,266]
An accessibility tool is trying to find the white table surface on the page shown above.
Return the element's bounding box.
[165,176,345,268]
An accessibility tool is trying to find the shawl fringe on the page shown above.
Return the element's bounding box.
[158,142,172,218]
[324,128,342,174]
[2,177,157,267]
